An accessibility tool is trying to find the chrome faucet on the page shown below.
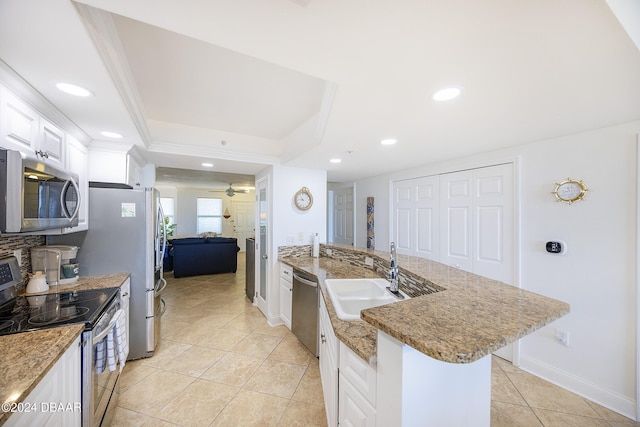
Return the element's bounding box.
[388,242,399,293]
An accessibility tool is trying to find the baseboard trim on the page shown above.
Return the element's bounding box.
[519,355,636,421]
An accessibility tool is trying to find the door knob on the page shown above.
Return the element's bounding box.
[262,255,268,259]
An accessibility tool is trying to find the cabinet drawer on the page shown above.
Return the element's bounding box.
[339,341,377,406]
[280,264,293,282]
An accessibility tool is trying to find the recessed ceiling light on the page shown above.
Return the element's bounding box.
[380,138,397,145]
[56,82,94,97]
[330,158,342,164]
[433,87,462,101]
[201,162,214,167]
[100,131,123,139]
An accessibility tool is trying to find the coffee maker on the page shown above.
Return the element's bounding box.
[31,245,80,286]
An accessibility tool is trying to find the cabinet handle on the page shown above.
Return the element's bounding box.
[122,292,129,297]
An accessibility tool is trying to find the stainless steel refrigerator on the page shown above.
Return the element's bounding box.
[48,184,166,360]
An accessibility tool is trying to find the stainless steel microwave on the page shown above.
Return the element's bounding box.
[0,149,80,233]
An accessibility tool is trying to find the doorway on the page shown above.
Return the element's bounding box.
[328,185,354,245]
[255,177,269,316]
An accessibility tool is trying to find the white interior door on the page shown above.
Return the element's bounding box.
[256,178,268,316]
[393,176,439,259]
[332,187,354,245]
[232,200,255,252]
[440,171,474,272]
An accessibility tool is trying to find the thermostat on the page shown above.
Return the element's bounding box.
[546,241,567,255]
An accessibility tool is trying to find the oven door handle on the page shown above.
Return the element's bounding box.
[92,321,116,346]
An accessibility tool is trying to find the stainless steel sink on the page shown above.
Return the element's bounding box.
[324,278,410,321]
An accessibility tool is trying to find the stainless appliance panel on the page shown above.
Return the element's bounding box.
[0,148,80,232]
[49,186,162,359]
[291,270,319,357]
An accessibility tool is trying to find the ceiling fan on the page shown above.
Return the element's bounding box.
[210,183,250,197]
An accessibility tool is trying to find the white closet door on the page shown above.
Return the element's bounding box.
[393,180,413,255]
[440,170,474,272]
[393,176,439,258]
[414,176,439,259]
[473,163,514,283]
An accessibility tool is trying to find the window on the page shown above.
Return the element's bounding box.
[159,197,175,225]
[197,198,222,234]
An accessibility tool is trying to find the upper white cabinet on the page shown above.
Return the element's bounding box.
[0,86,65,169]
[0,87,39,154]
[38,118,65,169]
[88,142,144,188]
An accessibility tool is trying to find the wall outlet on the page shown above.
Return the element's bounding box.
[326,249,333,256]
[13,249,21,266]
[364,257,374,267]
[556,328,569,346]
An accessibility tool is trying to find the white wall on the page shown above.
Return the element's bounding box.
[257,164,327,324]
[156,185,254,238]
[353,120,640,418]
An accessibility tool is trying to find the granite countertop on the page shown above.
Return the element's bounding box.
[0,273,130,426]
[280,251,570,364]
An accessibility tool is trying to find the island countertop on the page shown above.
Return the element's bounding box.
[280,246,569,364]
[0,273,130,426]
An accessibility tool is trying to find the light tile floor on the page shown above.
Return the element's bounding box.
[112,253,639,426]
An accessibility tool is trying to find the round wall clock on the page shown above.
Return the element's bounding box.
[294,187,313,210]
[552,178,588,204]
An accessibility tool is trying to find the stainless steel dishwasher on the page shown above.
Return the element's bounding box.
[292,270,319,357]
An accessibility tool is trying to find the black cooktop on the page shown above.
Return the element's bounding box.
[0,287,120,336]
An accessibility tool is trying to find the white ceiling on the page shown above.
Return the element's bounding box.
[1,0,639,185]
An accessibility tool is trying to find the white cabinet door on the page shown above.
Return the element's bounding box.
[319,296,338,427]
[279,264,292,329]
[338,372,376,427]
[4,335,81,427]
[0,87,66,168]
[38,119,65,169]
[0,87,39,155]
[279,282,292,328]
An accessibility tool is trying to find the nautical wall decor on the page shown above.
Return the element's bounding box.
[367,197,375,249]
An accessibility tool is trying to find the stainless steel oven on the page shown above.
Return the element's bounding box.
[82,292,121,427]
[0,256,122,427]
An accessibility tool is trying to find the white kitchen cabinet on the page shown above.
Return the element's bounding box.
[64,136,89,232]
[319,295,339,427]
[338,341,376,426]
[4,335,81,427]
[37,118,65,169]
[88,143,143,188]
[279,263,292,329]
[0,86,39,155]
[0,86,65,168]
[120,278,130,351]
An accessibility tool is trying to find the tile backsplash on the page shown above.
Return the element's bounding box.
[0,235,45,291]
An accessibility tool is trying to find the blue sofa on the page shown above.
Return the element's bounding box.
[169,237,240,278]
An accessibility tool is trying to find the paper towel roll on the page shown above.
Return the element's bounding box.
[312,233,319,258]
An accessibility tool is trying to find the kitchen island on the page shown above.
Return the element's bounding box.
[280,244,569,426]
[0,273,130,426]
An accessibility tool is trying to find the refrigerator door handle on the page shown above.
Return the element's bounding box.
[155,202,168,271]
[154,277,167,296]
